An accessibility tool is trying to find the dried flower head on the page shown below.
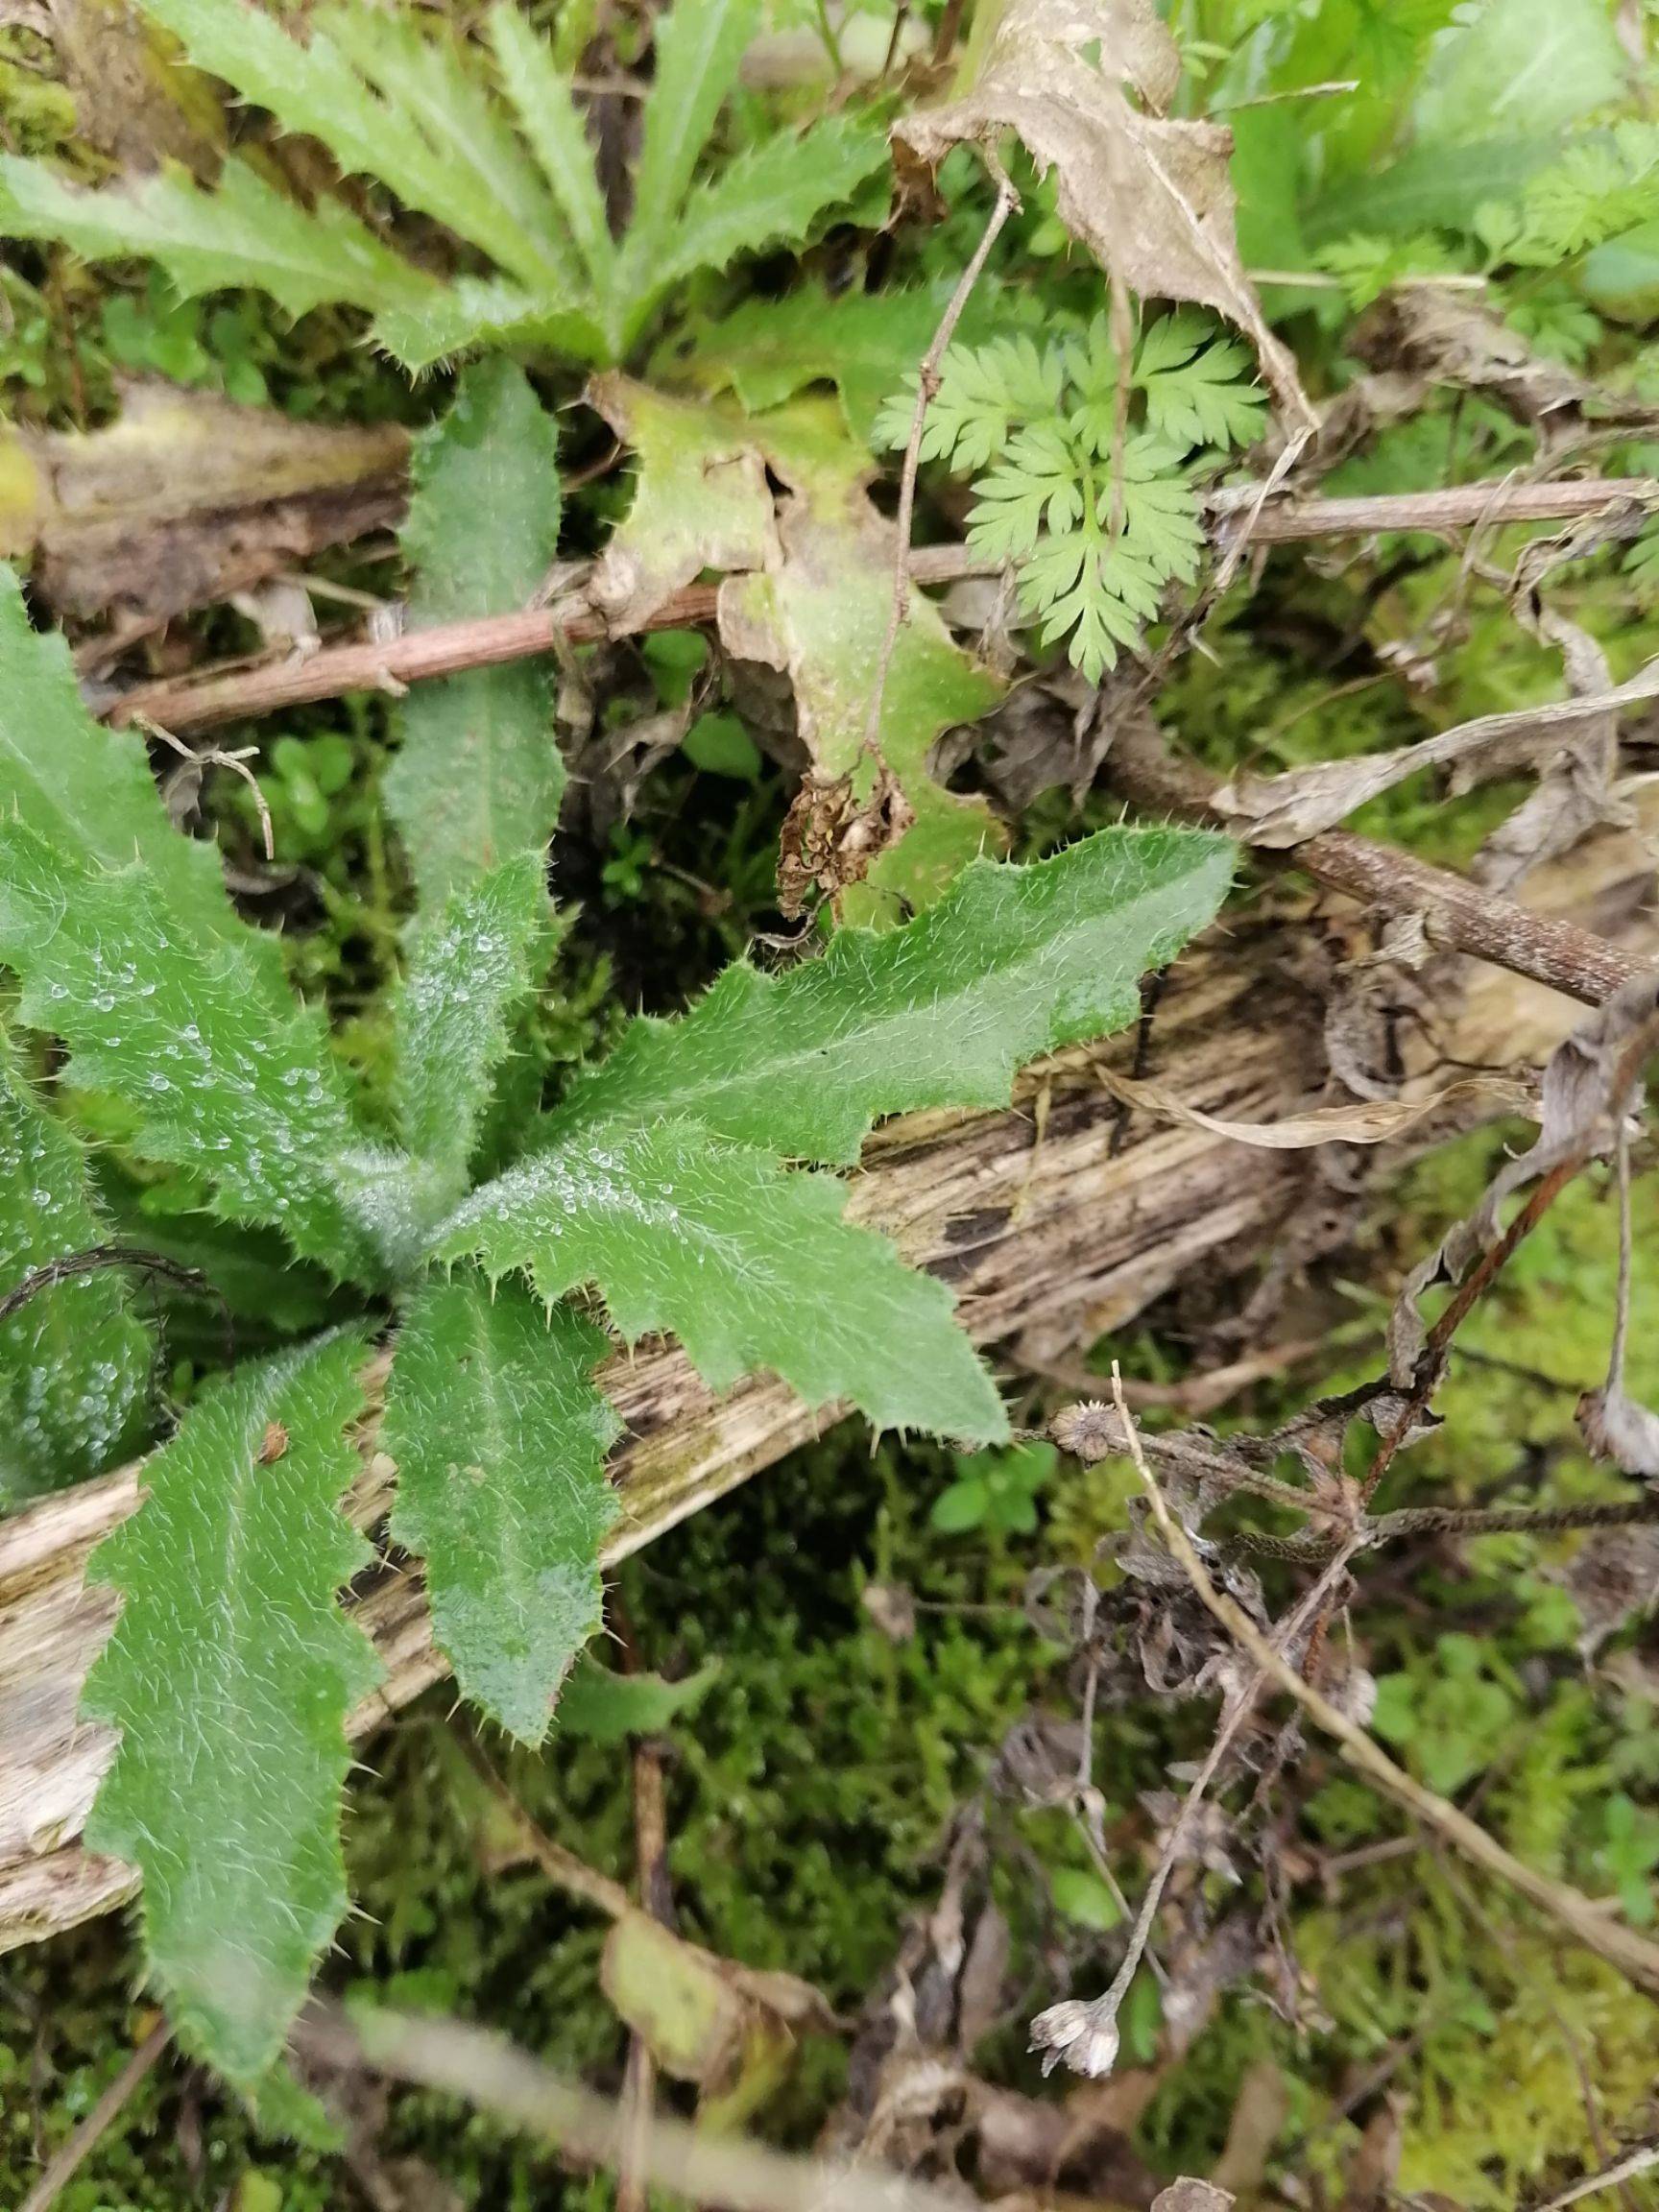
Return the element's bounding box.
[1027,1997,1119,2079]
[1049,1400,1121,1465]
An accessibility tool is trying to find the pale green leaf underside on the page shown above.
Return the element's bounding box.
[384,1272,620,1744]
[0,155,436,323]
[434,1121,1008,1441]
[390,851,553,1206]
[553,827,1234,1164]
[386,360,566,904]
[82,1331,379,2088]
[0,820,379,1282]
[0,1034,153,1507]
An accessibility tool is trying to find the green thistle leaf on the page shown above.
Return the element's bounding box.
[383,1272,619,1745]
[551,827,1234,1163]
[434,1120,1008,1441]
[82,1330,379,2089]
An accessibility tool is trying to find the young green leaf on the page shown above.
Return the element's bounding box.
[390,852,554,1212]
[383,1272,620,1745]
[552,827,1234,1164]
[0,155,440,325]
[0,819,381,1281]
[621,0,761,278]
[629,116,890,344]
[0,566,291,1013]
[434,1120,1008,1442]
[688,285,958,445]
[82,1330,379,2089]
[138,0,572,296]
[488,2,615,295]
[384,361,565,905]
[556,1653,721,1743]
[0,1034,154,1506]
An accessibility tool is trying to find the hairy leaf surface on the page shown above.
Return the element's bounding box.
[0,820,379,1281]
[435,1122,1008,1440]
[0,567,290,1007]
[623,0,760,278]
[384,361,565,904]
[0,1034,154,1505]
[390,851,553,1210]
[551,828,1233,1162]
[82,1331,379,2088]
[637,117,890,337]
[384,1272,619,1743]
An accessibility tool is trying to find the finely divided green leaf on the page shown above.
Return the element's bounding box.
[434,1121,1008,1441]
[0,1034,154,1506]
[82,1330,379,2088]
[0,820,381,1281]
[551,828,1234,1164]
[390,851,553,1208]
[383,1272,620,1744]
[384,361,566,904]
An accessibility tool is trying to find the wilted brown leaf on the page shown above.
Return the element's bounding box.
[1354,285,1659,449]
[0,381,409,623]
[892,0,1312,428]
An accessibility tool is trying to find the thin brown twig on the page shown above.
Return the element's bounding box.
[1532,2141,1659,2212]
[1104,1371,1659,2000]
[102,478,1653,741]
[862,171,1021,754]
[1033,1525,1358,2070]
[17,2017,169,2212]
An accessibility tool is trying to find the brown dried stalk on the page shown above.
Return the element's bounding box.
[1105,1374,1659,2001]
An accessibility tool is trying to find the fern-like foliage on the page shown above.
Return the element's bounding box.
[1476,121,1659,269]
[875,310,1266,678]
[0,0,890,370]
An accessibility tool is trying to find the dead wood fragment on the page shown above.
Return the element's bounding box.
[1354,286,1659,449]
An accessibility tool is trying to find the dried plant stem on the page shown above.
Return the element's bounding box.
[1106,1372,1659,2000]
[17,2017,169,2212]
[862,170,1021,753]
[1109,720,1648,1008]
[1534,2141,1659,2212]
[106,478,1650,740]
[1051,1533,1358,2057]
[302,2004,965,2212]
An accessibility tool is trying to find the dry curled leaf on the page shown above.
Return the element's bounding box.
[1560,1525,1659,1657]
[1475,608,1637,895]
[0,382,409,624]
[1389,974,1659,1391]
[776,749,916,918]
[1354,286,1659,448]
[892,0,1312,429]
[1089,1066,1535,1149]
[1213,658,1659,848]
